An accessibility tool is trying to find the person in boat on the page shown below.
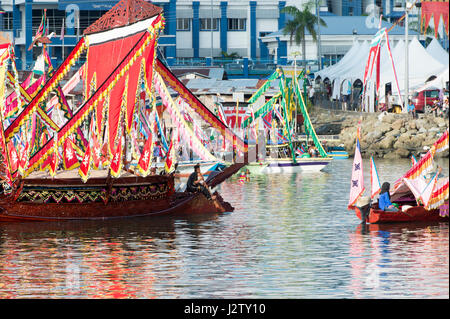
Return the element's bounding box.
[378,182,399,212]
[186,164,215,200]
[308,143,319,157]
[153,142,162,163]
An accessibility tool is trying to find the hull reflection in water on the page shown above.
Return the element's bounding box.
[0,159,448,299]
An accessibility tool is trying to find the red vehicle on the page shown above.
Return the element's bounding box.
[412,89,440,113]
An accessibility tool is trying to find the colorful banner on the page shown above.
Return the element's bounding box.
[91,133,102,169]
[421,1,449,37]
[137,131,154,177]
[428,177,449,211]
[7,141,19,174]
[110,137,123,178]
[79,144,92,183]
[434,129,449,153]
[24,29,157,175]
[294,78,328,158]
[63,138,80,170]
[164,133,176,174]
[155,58,247,153]
[247,71,279,105]
[5,37,87,143]
[420,171,439,208]
[154,72,217,162]
[48,136,59,177]
[241,93,281,129]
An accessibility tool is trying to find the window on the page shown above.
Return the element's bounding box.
[348,7,353,16]
[200,18,219,31]
[2,12,13,31]
[425,90,439,98]
[177,18,190,31]
[228,18,246,31]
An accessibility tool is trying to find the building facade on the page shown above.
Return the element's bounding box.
[0,0,438,72]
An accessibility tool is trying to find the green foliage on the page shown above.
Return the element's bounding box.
[221,51,241,59]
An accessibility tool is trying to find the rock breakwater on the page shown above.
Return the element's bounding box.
[309,108,449,159]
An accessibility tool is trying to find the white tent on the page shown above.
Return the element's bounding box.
[379,37,446,102]
[328,41,371,99]
[315,40,362,81]
[426,38,449,66]
[415,66,449,91]
[315,36,447,110]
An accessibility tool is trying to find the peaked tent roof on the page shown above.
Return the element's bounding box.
[426,38,449,66]
[380,37,445,88]
[315,41,361,80]
[83,0,163,35]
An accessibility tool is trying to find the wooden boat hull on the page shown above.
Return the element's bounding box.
[0,192,231,222]
[354,205,448,224]
[0,166,239,222]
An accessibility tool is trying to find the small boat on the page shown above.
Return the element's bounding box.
[352,202,448,224]
[326,146,349,159]
[246,157,332,174]
[348,128,449,224]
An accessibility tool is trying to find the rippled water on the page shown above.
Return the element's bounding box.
[0,158,448,299]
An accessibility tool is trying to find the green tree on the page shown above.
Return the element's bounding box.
[281,1,327,69]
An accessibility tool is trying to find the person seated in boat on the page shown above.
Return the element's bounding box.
[153,142,162,163]
[378,182,399,212]
[186,164,215,200]
[308,144,319,158]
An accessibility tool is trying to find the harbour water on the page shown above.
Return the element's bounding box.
[0,158,448,299]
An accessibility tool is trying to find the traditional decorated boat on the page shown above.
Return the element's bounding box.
[348,128,449,224]
[0,0,247,221]
[239,68,332,174]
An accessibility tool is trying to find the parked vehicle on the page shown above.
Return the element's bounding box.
[412,89,440,113]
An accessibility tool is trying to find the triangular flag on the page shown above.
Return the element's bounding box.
[7,141,19,174]
[137,131,154,177]
[18,142,29,177]
[370,156,381,199]
[421,172,439,209]
[48,136,59,178]
[348,135,365,207]
[110,137,123,178]
[63,138,79,170]
[164,135,176,174]
[78,144,92,183]
[91,133,101,169]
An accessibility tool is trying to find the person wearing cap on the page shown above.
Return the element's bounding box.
[186,164,214,200]
[378,182,398,212]
[356,196,371,223]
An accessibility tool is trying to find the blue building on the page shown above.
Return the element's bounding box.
[0,0,444,72]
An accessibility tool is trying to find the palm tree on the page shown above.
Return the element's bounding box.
[281,1,327,69]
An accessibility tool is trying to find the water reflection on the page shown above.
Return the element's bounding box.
[0,159,448,298]
[349,222,449,298]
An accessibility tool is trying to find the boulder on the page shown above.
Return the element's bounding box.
[394,148,411,158]
[378,135,396,149]
[391,118,405,131]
